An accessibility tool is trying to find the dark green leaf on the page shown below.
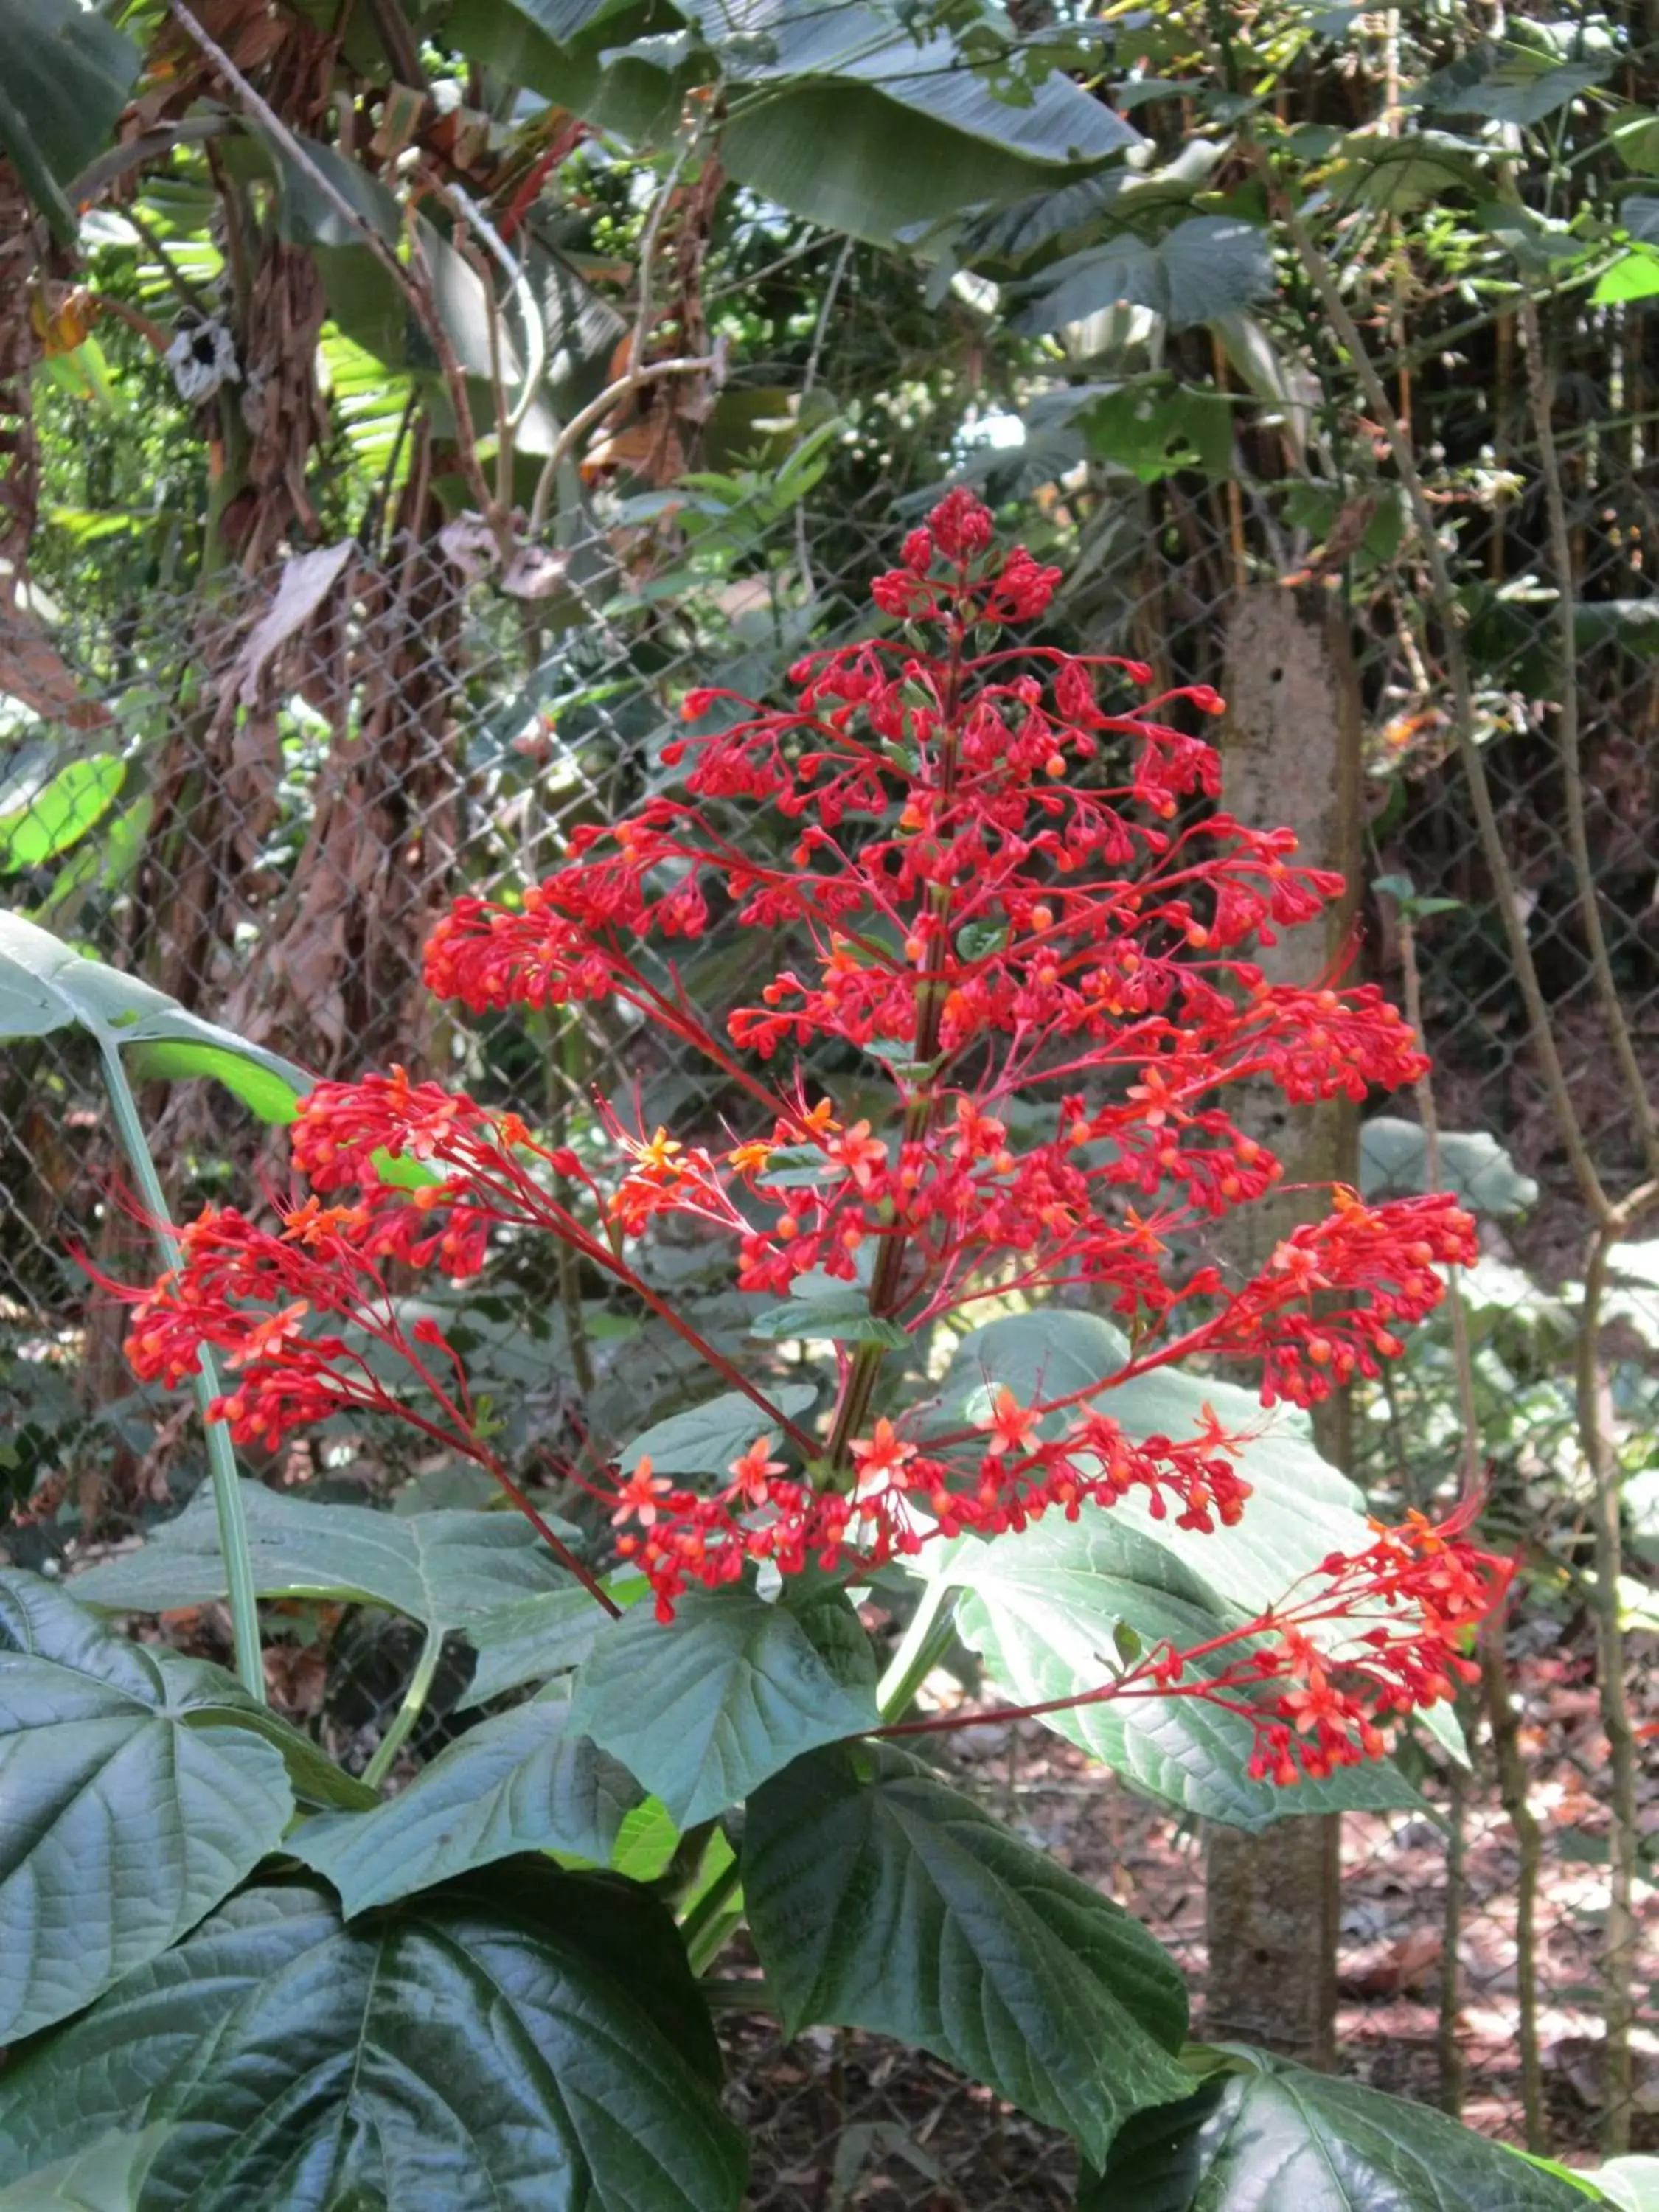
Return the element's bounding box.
[461,1579,644,1706]
[0,0,139,242]
[1084,2051,1590,2210]
[72,1481,575,1634]
[0,2126,167,2212]
[0,1570,292,2040]
[620,1382,818,1475]
[1329,130,1487,213]
[1439,58,1609,128]
[292,1697,644,1912]
[570,1588,880,1825]
[0,1872,748,2211]
[1607,107,1659,175]
[1010,217,1273,335]
[743,1742,1190,2163]
[749,1293,908,1347]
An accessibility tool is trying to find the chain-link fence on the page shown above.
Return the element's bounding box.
[0,470,1655,2187]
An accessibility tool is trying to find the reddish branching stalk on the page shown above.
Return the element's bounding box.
[116,489,1506,1783]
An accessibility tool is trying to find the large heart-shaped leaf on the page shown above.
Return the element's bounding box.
[72,1481,576,1634]
[0,0,139,242]
[951,1514,1424,1829]
[0,2126,167,2212]
[933,1314,1468,1768]
[0,1871,748,2212]
[292,1697,644,1914]
[1083,2051,1588,2211]
[742,1741,1190,2165]
[0,1570,293,2041]
[0,910,307,1111]
[462,1578,644,1705]
[569,1589,880,1826]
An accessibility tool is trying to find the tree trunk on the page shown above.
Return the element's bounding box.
[1202,586,1363,2067]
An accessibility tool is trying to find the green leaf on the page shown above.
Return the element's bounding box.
[461,1579,644,1706]
[1607,107,1659,174]
[1079,381,1236,482]
[1010,217,1273,335]
[620,1382,818,1475]
[0,2126,167,2212]
[0,910,310,1106]
[1594,250,1659,305]
[123,1040,302,1125]
[749,1293,908,1347]
[1084,2051,1591,2210]
[570,1588,880,1826]
[931,1314,1469,1770]
[711,4,1137,244]
[0,1872,748,2211]
[1360,1116,1539,1217]
[0,0,140,243]
[1440,57,1609,128]
[72,1481,575,1635]
[950,1514,1426,1829]
[1585,2157,1659,2211]
[0,757,125,872]
[292,1697,644,1913]
[1329,129,1487,213]
[742,1742,1190,2164]
[0,1569,293,2041]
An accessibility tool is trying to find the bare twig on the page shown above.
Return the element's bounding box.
[1262,167,1609,1225]
[1480,1624,1544,2149]
[526,350,721,539]
[1514,291,1659,1180]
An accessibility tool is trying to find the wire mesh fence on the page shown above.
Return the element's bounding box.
[0,469,1655,2184]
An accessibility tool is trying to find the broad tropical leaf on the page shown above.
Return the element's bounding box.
[0,1571,292,2041]
[462,1579,644,1706]
[72,1480,577,1634]
[0,1872,748,2212]
[293,1697,644,1913]
[0,2127,167,2212]
[0,0,140,241]
[0,911,308,1107]
[1360,1116,1539,1217]
[950,1514,1424,1829]
[742,1741,1190,2165]
[569,1588,880,1825]
[1083,2051,1590,2211]
[0,756,125,872]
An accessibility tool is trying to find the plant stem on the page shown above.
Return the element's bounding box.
[877,1576,957,1722]
[679,1854,743,1975]
[361,1620,445,1790]
[97,1037,266,1703]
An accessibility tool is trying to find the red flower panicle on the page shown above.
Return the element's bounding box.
[122,490,1498,1773]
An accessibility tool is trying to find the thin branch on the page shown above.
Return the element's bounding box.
[1259,162,1610,1226]
[1514,289,1659,1180]
[526,350,722,539]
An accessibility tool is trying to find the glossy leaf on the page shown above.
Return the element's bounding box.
[0,1872,748,2211]
[743,1742,1189,2165]
[0,1569,293,2041]
[620,1382,819,1474]
[570,1588,880,1825]
[292,1697,644,1913]
[1084,2051,1590,2211]
[72,1480,574,1634]
[461,1579,644,1706]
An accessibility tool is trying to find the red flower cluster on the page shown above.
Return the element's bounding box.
[121,488,1499,1753]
